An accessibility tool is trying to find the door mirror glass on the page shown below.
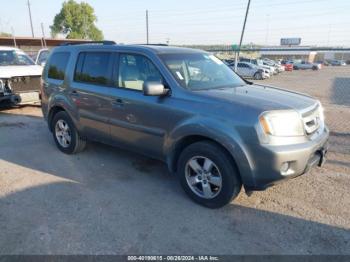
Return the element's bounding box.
[143,82,167,96]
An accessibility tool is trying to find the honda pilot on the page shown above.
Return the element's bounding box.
[41,42,329,208]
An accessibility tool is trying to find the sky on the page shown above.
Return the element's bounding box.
[1,0,350,46]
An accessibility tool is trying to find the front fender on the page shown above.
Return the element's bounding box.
[164,117,256,186]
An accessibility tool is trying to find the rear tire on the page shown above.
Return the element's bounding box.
[177,141,242,208]
[312,66,318,70]
[51,111,86,154]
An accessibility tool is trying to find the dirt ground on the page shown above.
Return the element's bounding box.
[0,66,349,255]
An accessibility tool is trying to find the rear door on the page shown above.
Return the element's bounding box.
[69,51,115,143]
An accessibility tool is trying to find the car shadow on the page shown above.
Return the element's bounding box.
[0,181,349,255]
[332,77,350,107]
[0,111,350,254]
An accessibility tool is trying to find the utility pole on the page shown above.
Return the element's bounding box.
[11,27,17,48]
[41,22,47,47]
[264,14,270,46]
[146,10,149,44]
[27,0,35,38]
[234,0,251,72]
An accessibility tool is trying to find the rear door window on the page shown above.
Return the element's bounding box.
[48,52,70,80]
[74,52,113,86]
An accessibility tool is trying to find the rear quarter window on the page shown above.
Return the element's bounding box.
[48,52,70,80]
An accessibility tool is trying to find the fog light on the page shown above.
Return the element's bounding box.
[281,162,290,173]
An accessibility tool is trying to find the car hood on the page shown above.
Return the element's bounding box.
[0,65,43,78]
[197,84,317,112]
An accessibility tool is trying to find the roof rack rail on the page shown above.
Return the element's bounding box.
[60,40,116,46]
[135,43,169,46]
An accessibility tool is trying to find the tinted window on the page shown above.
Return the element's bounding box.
[74,52,112,86]
[48,52,70,80]
[118,54,163,91]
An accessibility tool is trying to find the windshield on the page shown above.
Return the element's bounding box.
[0,50,35,66]
[160,53,245,90]
[37,50,50,64]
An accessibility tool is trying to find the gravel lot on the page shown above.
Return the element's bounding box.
[0,66,349,255]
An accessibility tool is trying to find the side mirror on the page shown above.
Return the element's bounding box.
[143,82,168,96]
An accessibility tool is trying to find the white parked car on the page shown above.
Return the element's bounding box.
[0,47,43,105]
[240,58,275,76]
[35,48,50,66]
[262,58,285,73]
[234,62,269,80]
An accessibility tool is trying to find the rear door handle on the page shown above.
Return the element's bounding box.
[112,98,124,107]
[70,90,79,97]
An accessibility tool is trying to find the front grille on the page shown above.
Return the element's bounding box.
[10,76,41,93]
[302,104,321,135]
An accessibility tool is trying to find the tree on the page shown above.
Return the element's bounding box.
[50,0,103,41]
[0,32,12,37]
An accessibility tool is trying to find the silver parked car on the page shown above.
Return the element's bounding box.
[288,60,321,70]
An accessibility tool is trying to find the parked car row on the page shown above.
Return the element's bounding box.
[223,57,287,80]
[221,55,349,81]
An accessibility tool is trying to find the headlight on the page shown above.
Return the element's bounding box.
[0,80,4,93]
[259,110,304,137]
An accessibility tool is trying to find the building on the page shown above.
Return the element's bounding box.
[0,36,92,57]
[259,46,318,62]
[259,46,350,62]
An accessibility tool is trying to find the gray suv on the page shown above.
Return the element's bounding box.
[41,42,329,208]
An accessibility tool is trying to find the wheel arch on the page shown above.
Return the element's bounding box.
[48,105,66,131]
[47,98,80,133]
[168,134,240,174]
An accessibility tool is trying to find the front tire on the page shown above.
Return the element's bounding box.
[177,141,242,208]
[51,111,86,154]
[253,72,263,80]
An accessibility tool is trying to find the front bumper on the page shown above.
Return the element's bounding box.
[0,91,40,105]
[245,127,329,191]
